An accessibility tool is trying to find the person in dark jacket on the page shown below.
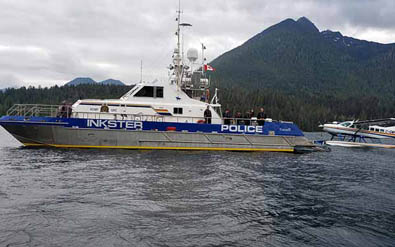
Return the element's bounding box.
[257,107,267,126]
[244,111,252,126]
[223,109,232,125]
[204,105,212,124]
[57,101,71,118]
[235,112,242,125]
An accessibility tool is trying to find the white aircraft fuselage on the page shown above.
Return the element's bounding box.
[321,121,395,139]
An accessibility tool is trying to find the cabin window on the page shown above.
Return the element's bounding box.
[134,86,163,98]
[173,107,183,114]
[156,87,164,98]
[135,86,154,97]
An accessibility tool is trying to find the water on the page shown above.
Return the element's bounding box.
[0,127,394,246]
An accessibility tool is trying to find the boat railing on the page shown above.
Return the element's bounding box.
[72,112,291,125]
[222,117,292,125]
[72,111,214,124]
[6,104,293,125]
[6,104,63,118]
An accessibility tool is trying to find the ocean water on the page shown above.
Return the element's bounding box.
[0,127,394,246]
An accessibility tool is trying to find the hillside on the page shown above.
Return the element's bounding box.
[99,79,125,86]
[66,77,96,86]
[65,77,126,86]
[211,17,395,98]
[210,17,395,129]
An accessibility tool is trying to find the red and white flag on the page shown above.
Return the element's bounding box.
[204,64,216,71]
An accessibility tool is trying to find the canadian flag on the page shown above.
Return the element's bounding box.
[204,64,216,71]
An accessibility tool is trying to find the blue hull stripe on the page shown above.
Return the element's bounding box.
[0,116,305,136]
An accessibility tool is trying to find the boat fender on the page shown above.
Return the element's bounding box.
[166,126,176,131]
[197,120,205,124]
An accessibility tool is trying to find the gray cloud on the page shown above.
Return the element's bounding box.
[0,0,394,88]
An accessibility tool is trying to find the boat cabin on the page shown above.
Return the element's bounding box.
[71,78,222,124]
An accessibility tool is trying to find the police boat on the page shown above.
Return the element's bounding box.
[0,6,319,153]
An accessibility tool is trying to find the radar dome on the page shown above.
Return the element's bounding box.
[187,48,199,63]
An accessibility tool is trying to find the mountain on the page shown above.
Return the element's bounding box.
[209,17,395,129]
[211,17,395,98]
[66,77,126,86]
[99,79,125,86]
[66,77,96,86]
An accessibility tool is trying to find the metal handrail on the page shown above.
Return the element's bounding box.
[72,111,211,123]
[6,104,62,117]
[71,111,271,124]
[5,104,293,124]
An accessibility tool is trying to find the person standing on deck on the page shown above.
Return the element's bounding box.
[223,109,232,125]
[204,105,212,124]
[235,112,243,125]
[244,111,252,126]
[257,107,267,126]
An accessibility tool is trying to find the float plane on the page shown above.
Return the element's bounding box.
[319,118,395,148]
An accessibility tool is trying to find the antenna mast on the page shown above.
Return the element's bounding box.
[172,0,191,89]
[175,0,182,87]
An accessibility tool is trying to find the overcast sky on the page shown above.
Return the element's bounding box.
[0,0,394,88]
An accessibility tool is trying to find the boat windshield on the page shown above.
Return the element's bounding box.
[120,84,139,100]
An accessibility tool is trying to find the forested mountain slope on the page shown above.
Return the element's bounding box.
[211,17,395,96]
[210,17,395,130]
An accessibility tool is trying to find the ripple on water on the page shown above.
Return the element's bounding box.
[0,132,395,246]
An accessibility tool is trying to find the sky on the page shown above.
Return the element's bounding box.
[0,0,395,88]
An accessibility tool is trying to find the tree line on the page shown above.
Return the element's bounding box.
[1,84,394,131]
[215,84,395,131]
[0,84,132,117]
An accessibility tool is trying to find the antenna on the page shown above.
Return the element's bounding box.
[174,0,191,88]
[175,0,181,87]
